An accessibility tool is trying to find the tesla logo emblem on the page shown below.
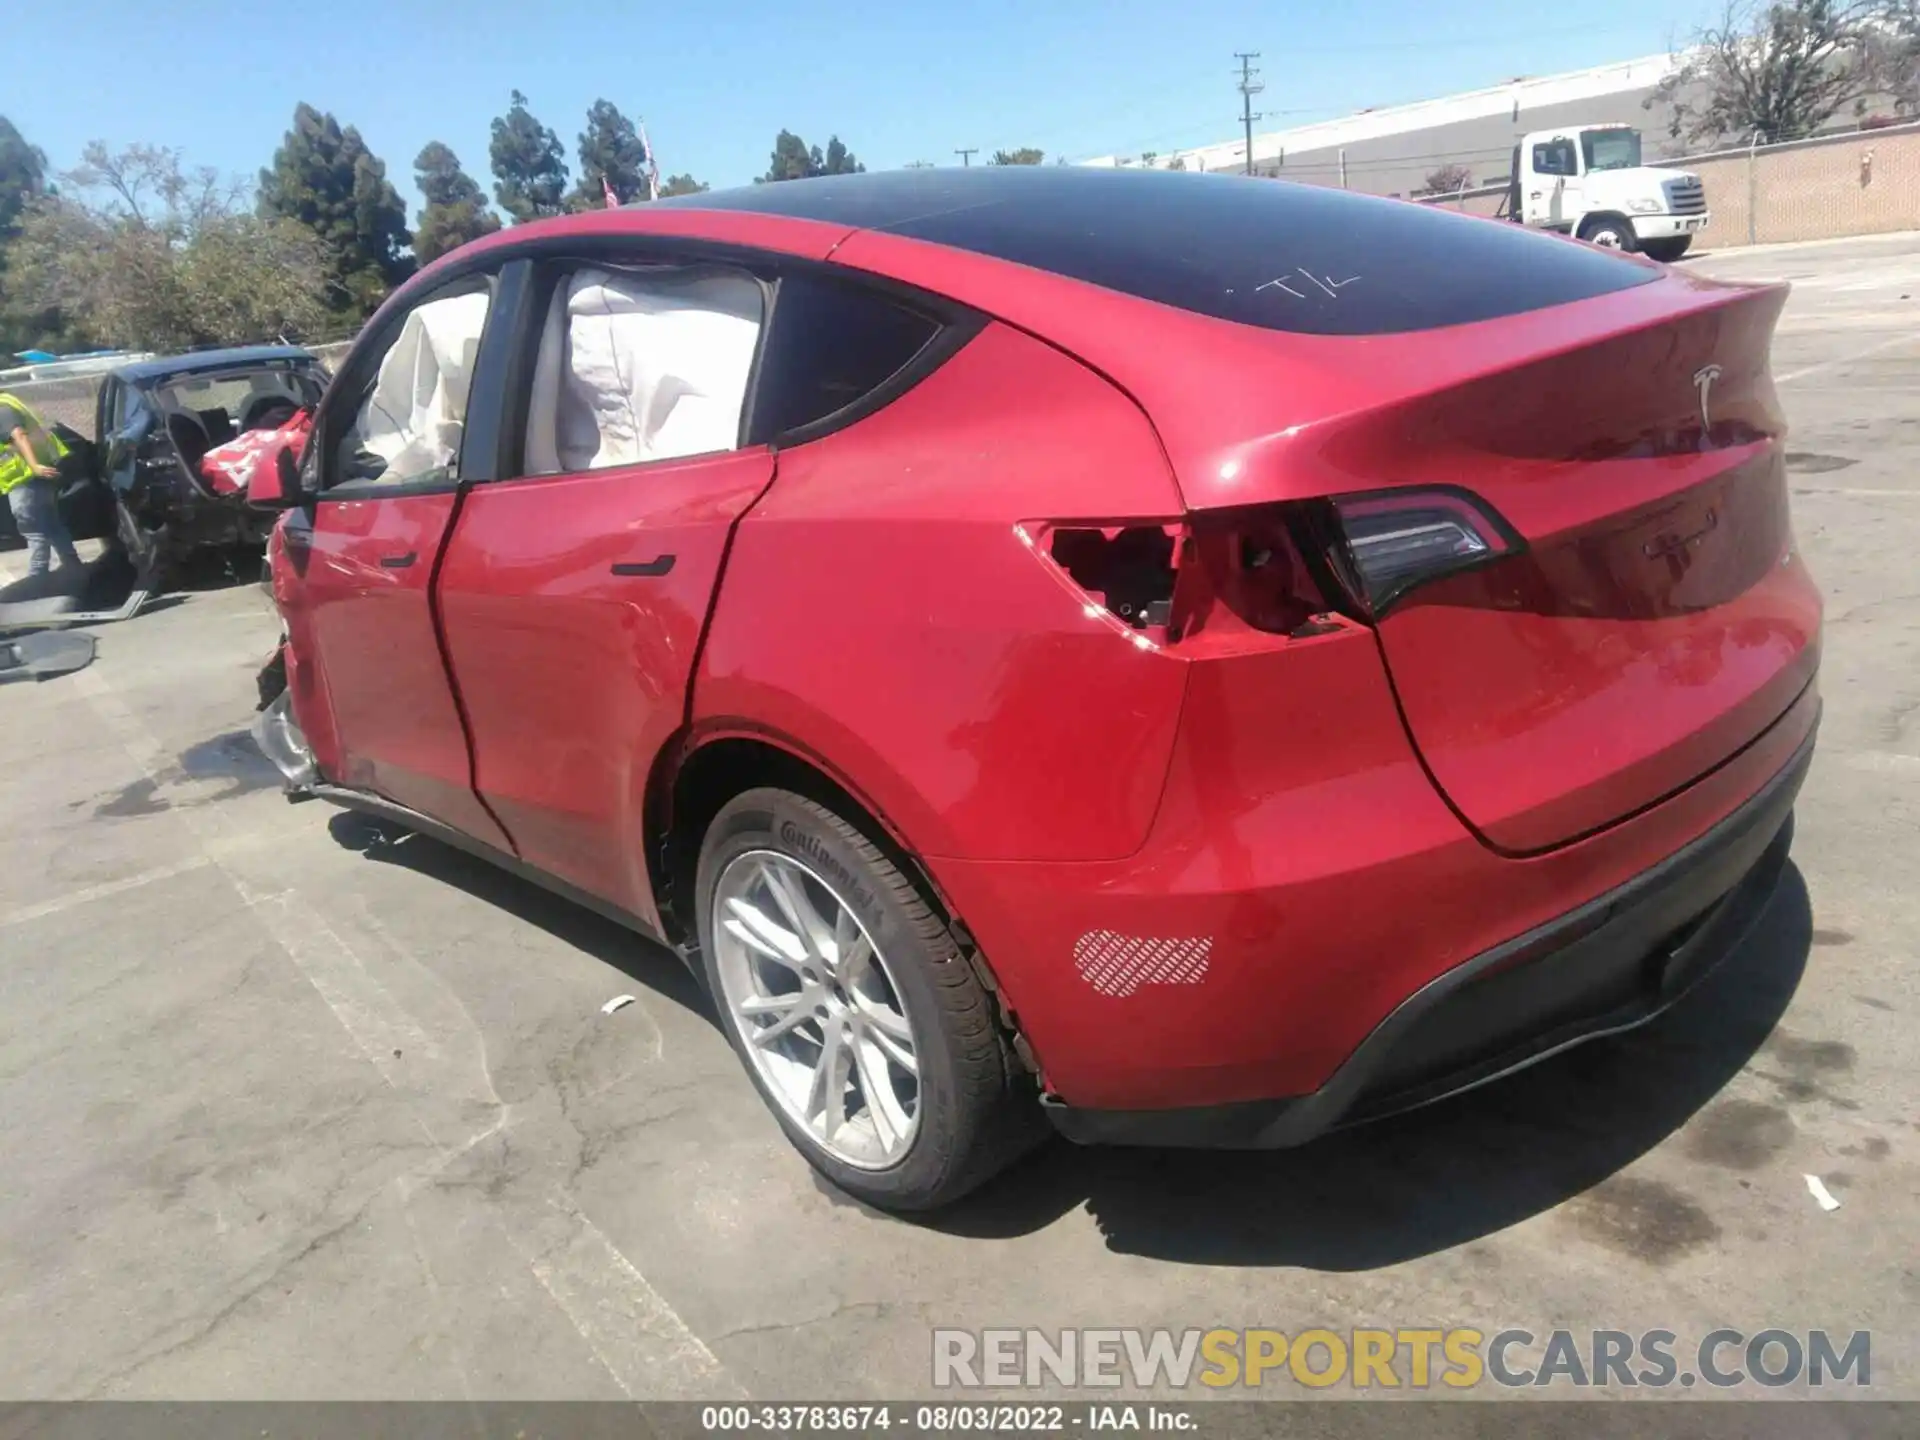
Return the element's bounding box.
[1643,508,1718,559]
[1692,363,1724,429]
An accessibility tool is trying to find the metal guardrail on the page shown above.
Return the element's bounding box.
[0,353,154,385]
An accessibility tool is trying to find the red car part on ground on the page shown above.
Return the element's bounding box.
[250,169,1821,1210]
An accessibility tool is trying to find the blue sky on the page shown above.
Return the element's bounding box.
[14,0,1700,206]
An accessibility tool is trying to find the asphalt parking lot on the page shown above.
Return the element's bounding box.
[1,232,1915,1406]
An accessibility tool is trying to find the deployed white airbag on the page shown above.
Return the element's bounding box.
[525,268,762,475]
[360,290,491,478]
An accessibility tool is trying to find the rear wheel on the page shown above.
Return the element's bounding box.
[694,787,1043,1210]
[1640,236,1692,264]
[1578,215,1637,252]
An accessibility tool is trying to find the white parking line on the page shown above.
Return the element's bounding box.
[1776,330,1920,385]
[0,856,212,928]
[62,662,742,1402]
[1793,487,1920,498]
[244,885,439,1076]
[528,1202,743,1400]
[1846,751,1920,775]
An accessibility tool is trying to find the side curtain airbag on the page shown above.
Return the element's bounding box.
[540,268,762,474]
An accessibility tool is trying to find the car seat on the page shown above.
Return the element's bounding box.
[197,407,237,447]
[167,410,212,470]
[242,394,301,432]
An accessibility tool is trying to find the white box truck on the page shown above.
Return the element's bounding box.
[1507,123,1709,262]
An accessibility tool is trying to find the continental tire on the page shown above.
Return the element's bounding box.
[695,787,1044,1210]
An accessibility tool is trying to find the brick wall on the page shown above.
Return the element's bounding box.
[1687,125,1920,248]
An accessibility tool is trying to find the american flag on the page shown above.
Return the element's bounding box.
[638,118,661,202]
[602,174,619,208]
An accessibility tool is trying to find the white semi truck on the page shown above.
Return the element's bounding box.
[1506,123,1709,262]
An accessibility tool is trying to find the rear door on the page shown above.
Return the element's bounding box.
[434,258,949,921]
[433,256,776,918]
[278,270,511,848]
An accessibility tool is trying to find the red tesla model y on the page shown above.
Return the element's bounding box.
[251,167,1821,1210]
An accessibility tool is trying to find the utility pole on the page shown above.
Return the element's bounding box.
[1235,52,1263,176]
[955,148,978,168]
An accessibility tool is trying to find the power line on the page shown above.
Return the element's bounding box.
[1234,52,1264,177]
[954,147,978,167]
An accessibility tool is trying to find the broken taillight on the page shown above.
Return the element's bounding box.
[1035,510,1341,646]
[1030,488,1520,644]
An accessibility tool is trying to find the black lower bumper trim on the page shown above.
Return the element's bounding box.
[1042,713,1816,1150]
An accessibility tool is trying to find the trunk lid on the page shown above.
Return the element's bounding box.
[1146,278,1820,854]
[1326,282,1819,851]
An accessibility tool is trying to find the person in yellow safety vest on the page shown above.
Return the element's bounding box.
[0,390,81,577]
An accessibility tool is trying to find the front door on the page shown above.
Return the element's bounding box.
[1527,135,1581,229]
[280,276,511,848]
[434,260,776,920]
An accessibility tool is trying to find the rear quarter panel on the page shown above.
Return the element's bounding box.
[694,319,1189,863]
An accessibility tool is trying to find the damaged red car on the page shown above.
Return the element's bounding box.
[249,167,1821,1210]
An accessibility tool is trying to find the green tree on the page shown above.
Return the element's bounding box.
[989,147,1045,165]
[760,130,864,182]
[1862,0,1920,113]
[259,103,412,320]
[0,115,62,355]
[658,172,708,197]
[0,116,46,237]
[762,130,814,181]
[823,136,864,175]
[1650,0,1878,144]
[1421,162,1475,194]
[413,142,501,264]
[490,90,569,222]
[12,143,329,351]
[569,100,650,208]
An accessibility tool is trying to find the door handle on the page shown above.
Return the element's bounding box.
[611,555,676,578]
[378,551,417,569]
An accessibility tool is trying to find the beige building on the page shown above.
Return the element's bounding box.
[1082,53,1697,198]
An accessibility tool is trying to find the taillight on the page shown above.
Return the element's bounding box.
[1031,510,1344,647]
[1330,487,1523,616]
[1027,488,1519,644]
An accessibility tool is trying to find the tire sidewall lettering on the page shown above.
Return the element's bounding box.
[775,816,881,923]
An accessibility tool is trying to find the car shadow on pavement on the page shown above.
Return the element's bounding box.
[325,810,716,1023]
[930,862,1815,1269]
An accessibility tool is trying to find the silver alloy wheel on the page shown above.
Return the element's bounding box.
[1591,227,1626,248]
[711,850,920,1169]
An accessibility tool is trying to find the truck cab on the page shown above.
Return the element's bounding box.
[1508,124,1709,262]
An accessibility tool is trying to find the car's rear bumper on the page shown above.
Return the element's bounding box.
[1039,716,1811,1149]
[926,624,1820,1112]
